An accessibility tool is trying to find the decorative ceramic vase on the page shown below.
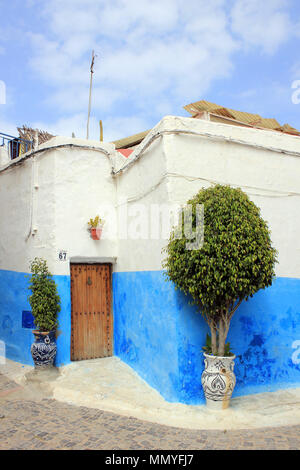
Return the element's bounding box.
[90,227,102,240]
[31,330,57,368]
[201,353,236,410]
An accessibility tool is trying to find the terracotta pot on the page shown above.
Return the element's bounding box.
[201,353,236,410]
[90,227,102,240]
[31,330,57,368]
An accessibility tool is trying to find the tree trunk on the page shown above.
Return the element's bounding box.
[218,312,232,356]
[209,323,217,356]
[218,318,226,356]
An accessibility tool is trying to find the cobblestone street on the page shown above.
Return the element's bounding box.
[0,372,300,450]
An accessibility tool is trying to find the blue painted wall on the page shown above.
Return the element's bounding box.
[113,270,183,402]
[0,269,71,367]
[113,271,300,404]
[1,267,300,405]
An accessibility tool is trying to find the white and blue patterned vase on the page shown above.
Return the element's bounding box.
[201,352,236,410]
[31,330,57,368]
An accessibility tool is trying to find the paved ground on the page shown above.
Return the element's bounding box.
[5,357,300,431]
[0,372,300,450]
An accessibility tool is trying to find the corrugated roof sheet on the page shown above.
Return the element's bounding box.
[112,100,300,148]
[279,123,300,135]
[112,130,150,149]
[184,100,300,136]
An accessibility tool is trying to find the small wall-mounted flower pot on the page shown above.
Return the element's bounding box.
[90,227,102,240]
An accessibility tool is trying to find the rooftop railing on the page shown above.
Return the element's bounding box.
[0,132,33,160]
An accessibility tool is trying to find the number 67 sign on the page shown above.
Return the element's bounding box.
[58,250,68,261]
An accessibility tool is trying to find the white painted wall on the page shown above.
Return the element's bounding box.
[113,115,300,277]
[114,126,169,273]
[52,138,118,275]
[0,145,9,166]
[0,137,117,275]
[0,116,299,279]
[0,151,56,273]
[162,116,300,278]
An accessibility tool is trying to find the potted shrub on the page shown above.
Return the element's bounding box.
[87,215,105,240]
[163,184,277,410]
[28,257,60,368]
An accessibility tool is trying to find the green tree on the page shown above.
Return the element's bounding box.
[163,185,277,356]
[28,257,60,332]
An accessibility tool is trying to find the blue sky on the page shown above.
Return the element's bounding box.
[1,0,300,141]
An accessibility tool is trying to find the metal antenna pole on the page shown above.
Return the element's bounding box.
[86,50,95,140]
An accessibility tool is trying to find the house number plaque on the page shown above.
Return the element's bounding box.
[58,250,68,261]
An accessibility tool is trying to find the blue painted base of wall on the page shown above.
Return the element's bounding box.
[1,268,300,406]
[113,271,300,405]
[0,269,71,367]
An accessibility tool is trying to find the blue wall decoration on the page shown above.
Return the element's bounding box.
[22,310,35,329]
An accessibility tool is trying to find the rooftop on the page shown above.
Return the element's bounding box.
[112,100,300,149]
[184,100,300,136]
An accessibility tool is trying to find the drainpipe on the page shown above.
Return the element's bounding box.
[33,129,39,151]
[26,130,39,240]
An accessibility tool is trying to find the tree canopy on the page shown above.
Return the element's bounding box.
[163,184,277,355]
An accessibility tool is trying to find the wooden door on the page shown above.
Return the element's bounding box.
[70,263,112,361]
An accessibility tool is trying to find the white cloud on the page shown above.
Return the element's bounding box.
[43,85,123,115]
[230,0,292,54]
[25,0,297,140]
[26,0,238,139]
